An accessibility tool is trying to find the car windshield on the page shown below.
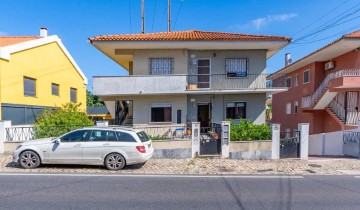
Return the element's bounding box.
[137,131,151,142]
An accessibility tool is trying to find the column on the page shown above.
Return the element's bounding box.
[0,120,11,154]
[271,124,280,160]
[221,121,230,158]
[298,123,309,160]
[191,122,200,158]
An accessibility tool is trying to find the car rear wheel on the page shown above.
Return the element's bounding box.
[19,151,41,169]
[105,153,126,170]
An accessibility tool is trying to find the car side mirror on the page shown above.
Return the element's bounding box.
[53,139,61,144]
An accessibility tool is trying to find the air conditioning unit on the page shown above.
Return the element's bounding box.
[325,61,335,70]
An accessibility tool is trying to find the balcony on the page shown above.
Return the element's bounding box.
[93,74,272,96]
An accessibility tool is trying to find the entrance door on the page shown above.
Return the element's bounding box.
[346,91,359,124]
[197,59,210,88]
[198,104,210,128]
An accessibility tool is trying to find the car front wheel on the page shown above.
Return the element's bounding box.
[105,153,126,170]
[19,151,41,169]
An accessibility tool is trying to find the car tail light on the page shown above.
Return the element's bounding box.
[136,146,146,153]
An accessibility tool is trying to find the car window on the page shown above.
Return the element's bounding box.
[116,132,137,142]
[60,130,91,142]
[90,130,117,142]
[137,131,150,142]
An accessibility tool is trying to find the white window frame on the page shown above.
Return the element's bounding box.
[149,104,172,123]
[303,69,310,84]
[294,74,299,87]
[196,58,211,89]
[286,102,291,115]
[225,58,248,78]
[294,101,298,114]
[149,58,174,75]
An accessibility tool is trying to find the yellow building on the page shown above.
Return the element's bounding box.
[0,28,87,125]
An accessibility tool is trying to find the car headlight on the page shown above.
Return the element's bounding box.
[16,145,22,150]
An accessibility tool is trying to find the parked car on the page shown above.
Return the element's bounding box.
[13,127,153,170]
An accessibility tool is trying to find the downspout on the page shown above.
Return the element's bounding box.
[345,92,348,124]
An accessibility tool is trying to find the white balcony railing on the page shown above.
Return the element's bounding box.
[301,69,360,108]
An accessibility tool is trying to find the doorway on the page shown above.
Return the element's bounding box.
[197,103,210,128]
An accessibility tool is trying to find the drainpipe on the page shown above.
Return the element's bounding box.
[345,92,348,124]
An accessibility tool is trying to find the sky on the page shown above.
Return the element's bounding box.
[1,0,360,91]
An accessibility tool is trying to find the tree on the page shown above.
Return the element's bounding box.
[87,90,104,106]
[34,103,94,138]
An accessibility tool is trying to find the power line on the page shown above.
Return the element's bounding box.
[160,1,167,31]
[173,0,184,30]
[151,0,158,31]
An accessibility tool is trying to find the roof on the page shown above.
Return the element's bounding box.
[87,106,110,115]
[268,30,360,80]
[0,35,88,84]
[89,30,291,42]
[0,36,39,47]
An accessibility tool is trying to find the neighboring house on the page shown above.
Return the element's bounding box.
[268,30,360,135]
[0,28,87,125]
[89,30,290,128]
[87,106,112,122]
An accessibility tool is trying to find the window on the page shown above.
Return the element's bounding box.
[24,77,36,97]
[52,83,59,96]
[303,70,310,84]
[225,58,248,77]
[137,131,151,142]
[226,102,246,119]
[60,130,91,142]
[286,77,291,88]
[294,101,298,114]
[90,130,117,141]
[116,132,136,142]
[151,104,172,122]
[149,58,174,75]
[70,88,77,102]
[294,74,298,87]
[286,103,291,114]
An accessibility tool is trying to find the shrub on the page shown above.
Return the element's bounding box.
[229,119,271,141]
[34,103,94,138]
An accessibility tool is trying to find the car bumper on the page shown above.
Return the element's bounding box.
[128,149,154,165]
[13,150,20,163]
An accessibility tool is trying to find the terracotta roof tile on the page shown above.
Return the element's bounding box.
[0,36,39,47]
[89,30,291,42]
[344,29,360,38]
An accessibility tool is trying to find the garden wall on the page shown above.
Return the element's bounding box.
[229,140,272,160]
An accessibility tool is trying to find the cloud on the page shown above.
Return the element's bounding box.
[231,13,298,30]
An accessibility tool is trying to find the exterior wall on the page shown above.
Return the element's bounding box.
[187,50,266,75]
[0,42,86,115]
[132,49,188,75]
[119,95,187,125]
[1,103,53,125]
[187,93,266,124]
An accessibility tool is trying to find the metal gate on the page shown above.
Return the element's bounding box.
[280,131,300,158]
[343,131,360,158]
[200,123,222,155]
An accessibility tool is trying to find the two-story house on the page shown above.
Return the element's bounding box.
[89,30,290,129]
[0,28,87,125]
[268,30,360,135]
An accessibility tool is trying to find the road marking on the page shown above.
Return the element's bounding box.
[0,173,304,179]
[354,176,360,178]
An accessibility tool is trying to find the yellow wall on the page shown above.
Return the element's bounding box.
[0,42,86,111]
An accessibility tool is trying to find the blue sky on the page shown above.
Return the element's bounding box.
[1,0,360,90]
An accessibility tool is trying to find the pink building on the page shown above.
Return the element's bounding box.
[268,30,360,135]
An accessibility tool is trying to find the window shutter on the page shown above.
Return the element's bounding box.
[52,84,59,96]
[24,77,36,97]
[149,58,174,75]
[70,88,77,102]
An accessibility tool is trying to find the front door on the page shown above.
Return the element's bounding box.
[346,91,359,124]
[197,59,210,88]
[198,104,210,128]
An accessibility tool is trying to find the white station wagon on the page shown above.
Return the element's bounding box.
[13,127,153,170]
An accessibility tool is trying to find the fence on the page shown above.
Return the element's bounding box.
[133,124,189,139]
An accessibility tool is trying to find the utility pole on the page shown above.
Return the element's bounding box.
[141,0,145,34]
[168,0,171,32]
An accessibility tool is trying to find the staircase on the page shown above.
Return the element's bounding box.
[122,115,133,126]
[327,96,360,127]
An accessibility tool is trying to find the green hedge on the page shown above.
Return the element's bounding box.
[229,119,271,141]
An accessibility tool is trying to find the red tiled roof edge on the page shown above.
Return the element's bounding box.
[0,36,40,47]
[89,30,291,43]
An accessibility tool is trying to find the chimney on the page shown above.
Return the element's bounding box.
[285,53,292,66]
[40,27,48,38]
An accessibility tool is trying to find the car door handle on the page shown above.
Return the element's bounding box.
[103,143,110,146]
[74,144,81,147]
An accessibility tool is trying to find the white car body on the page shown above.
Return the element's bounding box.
[13,127,153,168]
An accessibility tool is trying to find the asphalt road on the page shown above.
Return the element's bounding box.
[0,173,359,210]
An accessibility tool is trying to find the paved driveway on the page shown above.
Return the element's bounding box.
[1,154,360,175]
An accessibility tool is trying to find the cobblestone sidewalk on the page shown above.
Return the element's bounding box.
[1,154,360,175]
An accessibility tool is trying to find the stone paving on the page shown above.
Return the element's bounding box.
[1,154,360,175]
